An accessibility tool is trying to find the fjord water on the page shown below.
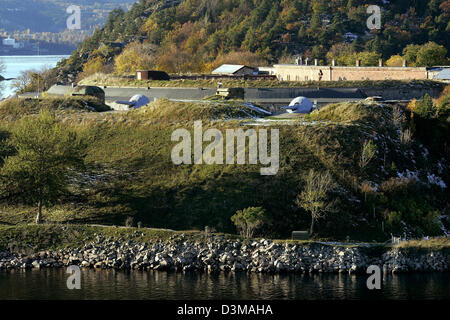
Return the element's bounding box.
[0,269,448,300]
[0,55,69,98]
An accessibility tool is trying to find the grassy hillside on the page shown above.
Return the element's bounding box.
[0,96,448,241]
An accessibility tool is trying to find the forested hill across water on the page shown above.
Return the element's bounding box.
[56,0,450,81]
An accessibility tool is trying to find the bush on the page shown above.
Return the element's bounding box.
[436,87,450,119]
[414,94,435,119]
[416,42,448,67]
[79,56,105,79]
[114,42,158,74]
[386,211,403,234]
[231,207,266,238]
[423,211,442,236]
[125,216,135,227]
[386,55,404,67]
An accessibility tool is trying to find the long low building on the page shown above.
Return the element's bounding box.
[261,64,449,82]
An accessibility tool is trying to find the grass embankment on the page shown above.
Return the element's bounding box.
[0,224,188,251]
[0,97,110,122]
[79,73,444,90]
[395,237,450,252]
[0,96,448,241]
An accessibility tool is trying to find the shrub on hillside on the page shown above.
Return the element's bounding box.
[231,207,266,238]
[386,55,404,67]
[79,56,106,80]
[115,42,159,74]
[436,86,450,119]
[414,94,435,119]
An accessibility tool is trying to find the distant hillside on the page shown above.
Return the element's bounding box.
[0,0,136,33]
[55,0,450,81]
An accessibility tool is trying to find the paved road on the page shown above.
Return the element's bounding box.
[23,85,366,107]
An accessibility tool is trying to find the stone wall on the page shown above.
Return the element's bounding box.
[1,236,448,274]
[273,65,429,82]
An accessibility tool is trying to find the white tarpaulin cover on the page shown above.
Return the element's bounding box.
[285,96,313,113]
[115,95,150,108]
[129,95,150,108]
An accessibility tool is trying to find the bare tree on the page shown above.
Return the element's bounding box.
[295,169,336,235]
[11,67,56,94]
[0,58,4,75]
[11,70,34,93]
[0,59,5,97]
[392,105,404,129]
[400,128,413,146]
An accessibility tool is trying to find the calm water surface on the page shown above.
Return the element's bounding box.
[0,55,69,98]
[0,269,448,300]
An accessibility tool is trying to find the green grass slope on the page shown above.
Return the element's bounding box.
[0,97,448,241]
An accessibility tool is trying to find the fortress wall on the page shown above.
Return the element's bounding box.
[273,65,429,82]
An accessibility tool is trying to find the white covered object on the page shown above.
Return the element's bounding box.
[115,94,150,109]
[129,95,150,108]
[285,96,313,113]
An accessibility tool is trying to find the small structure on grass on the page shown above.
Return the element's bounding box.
[115,94,151,109]
[136,70,170,81]
[216,87,245,99]
[212,64,256,76]
[292,231,309,240]
[70,85,105,103]
[434,68,450,83]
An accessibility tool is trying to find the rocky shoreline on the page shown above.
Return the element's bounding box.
[0,235,448,274]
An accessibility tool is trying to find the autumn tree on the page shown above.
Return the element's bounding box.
[386,55,404,67]
[80,56,105,78]
[115,42,159,74]
[0,110,86,224]
[326,43,354,64]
